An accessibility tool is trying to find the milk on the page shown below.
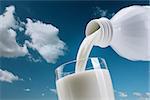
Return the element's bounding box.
[75,29,100,73]
[56,69,115,100]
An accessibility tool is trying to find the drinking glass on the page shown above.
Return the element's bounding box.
[55,57,115,100]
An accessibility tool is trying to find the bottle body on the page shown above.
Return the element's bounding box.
[110,5,150,61]
[85,5,150,61]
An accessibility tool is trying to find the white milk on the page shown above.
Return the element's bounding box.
[56,69,115,100]
[75,29,100,73]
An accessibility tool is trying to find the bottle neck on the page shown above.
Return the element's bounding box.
[85,17,113,48]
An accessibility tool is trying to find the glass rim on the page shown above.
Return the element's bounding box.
[55,57,106,72]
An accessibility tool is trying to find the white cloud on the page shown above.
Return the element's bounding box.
[133,92,150,100]
[50,88,57,94]
[0,68,20,83]
[27,54,42,63]
[19,27,24,32]
[93,7,107,17]
[25,18,65,63]
[118,91,128,98]
[0,5,66,64]
[41,93,45,96]
[115,90,128,98]
[24,88,31,92]
[115,90,150,100]
[0,6,28,58]
[133,92,142,97]
[93,7,114,18]
[145,92,150,97]
[29,77,32,81]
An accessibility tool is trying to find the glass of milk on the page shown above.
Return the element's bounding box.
[55,57,115,100]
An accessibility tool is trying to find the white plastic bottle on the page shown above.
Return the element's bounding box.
[85,5,150,61]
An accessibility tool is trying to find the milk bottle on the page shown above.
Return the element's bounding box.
[76,5,150,72]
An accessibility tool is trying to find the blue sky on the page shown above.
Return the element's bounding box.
[0,1,149,100]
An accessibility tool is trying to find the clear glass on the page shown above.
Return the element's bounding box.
[55,57,115,100]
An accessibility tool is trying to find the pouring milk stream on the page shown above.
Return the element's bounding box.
[56,5,150,100]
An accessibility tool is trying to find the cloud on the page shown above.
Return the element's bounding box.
[27,54,42,63]
[41,93,45,96]
[133,92,150,100]
[25,18,66,63]
[0,6,28,58]
[145,92,150,97]
[0,5,66,64]
[93,7,115,18]
[29,77,32,81]
[0,68,21,83]
[93,7,107,17]
[115,90,150,100]
[133,92,142,97]
[115,90,128,98]
[24,88,31,92]
[118,91,128,98]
